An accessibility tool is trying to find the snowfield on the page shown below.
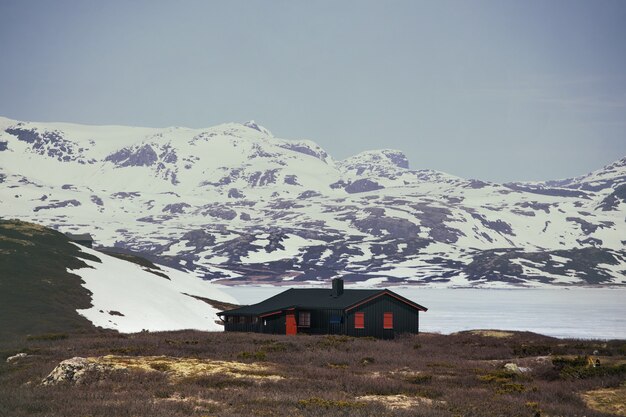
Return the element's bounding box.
[71,245,236,333]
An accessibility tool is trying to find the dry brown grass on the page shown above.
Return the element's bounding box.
[356,394,443,409]
[92,354,283,381]
[1,329,625,417]
[582,384,626,416]
[467,330,515,338]
[0,220,54,236]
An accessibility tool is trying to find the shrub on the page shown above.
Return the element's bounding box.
[513,344,552,357]
[327,362,349,369]
[109,346,141,355]
[406,374,432,384]
[237,351,267,361]
[496,382,526,395]
[26,333,68,341]
[317,335,353,349]
[149,363,170,372]
[297,397,365,409]
[478,369,528,383]
[360,357,375,365]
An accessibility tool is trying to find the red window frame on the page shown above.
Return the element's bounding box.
[383,312,393,329]
[354,312,365,329]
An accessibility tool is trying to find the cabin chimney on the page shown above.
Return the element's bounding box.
[331,278,344,297]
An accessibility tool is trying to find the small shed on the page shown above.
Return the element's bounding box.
[217,278,427,339]
[65,232,94,248]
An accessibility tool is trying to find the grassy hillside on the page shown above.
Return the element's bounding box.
[0,219,100,339]
[0,330,624,417]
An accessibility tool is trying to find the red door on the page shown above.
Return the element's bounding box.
[286,313,297,335]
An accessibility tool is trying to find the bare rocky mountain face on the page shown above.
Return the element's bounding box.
[1,116,624,287]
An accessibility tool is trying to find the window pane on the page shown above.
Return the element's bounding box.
[299,311,311,327]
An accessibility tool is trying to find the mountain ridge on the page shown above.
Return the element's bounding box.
[1,116,624,287]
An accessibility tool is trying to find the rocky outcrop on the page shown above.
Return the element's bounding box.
[41,357,114,385]
[345,179,384,194]
[5,126,95,164]
[106,144,158,167]
[33,199,81,212]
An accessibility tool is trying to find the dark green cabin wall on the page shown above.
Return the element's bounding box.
[346,295,419,339]
[223,320,261,333]
[262,314,285,334]
[295,309,344,335]
[223,314,285,334]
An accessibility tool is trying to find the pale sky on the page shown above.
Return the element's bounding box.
[1,0,625,182]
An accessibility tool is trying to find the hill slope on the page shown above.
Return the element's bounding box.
[0,220,236,338]
[0,220,97,338]
[0,116,624,287]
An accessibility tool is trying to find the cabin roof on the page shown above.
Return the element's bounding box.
[65,232,94,241]
[218,288,427,316]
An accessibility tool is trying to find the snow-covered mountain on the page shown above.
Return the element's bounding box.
[1,116,625,287]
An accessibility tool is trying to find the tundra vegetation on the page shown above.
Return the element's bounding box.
[1,330,625,416]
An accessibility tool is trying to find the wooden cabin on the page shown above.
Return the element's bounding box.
[65,232,94,248]
[217,278,427,339]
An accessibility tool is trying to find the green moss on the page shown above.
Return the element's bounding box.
[478,369,523,383]
[479,369,529,395]
[149,363,171,372]
[237,351,267,361]
[496,383,526,394]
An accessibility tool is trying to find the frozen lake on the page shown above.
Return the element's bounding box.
[219,287,626,340]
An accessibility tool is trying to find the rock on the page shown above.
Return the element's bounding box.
[504,363,521,373]
[41,357,114,385]
[6,353,28,363]
[504,363,530,373]
[345,179,384,194]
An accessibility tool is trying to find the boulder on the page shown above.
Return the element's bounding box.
[41,357,114,385]
[6,353,28,363]
[504,362,530,373]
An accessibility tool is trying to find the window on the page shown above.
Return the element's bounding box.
[383,312,393,329]
[299,311,311,327]
[354,312,365,329]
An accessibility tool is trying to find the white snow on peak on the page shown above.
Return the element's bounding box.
[340,149,410,169]
[243,120,273,136]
